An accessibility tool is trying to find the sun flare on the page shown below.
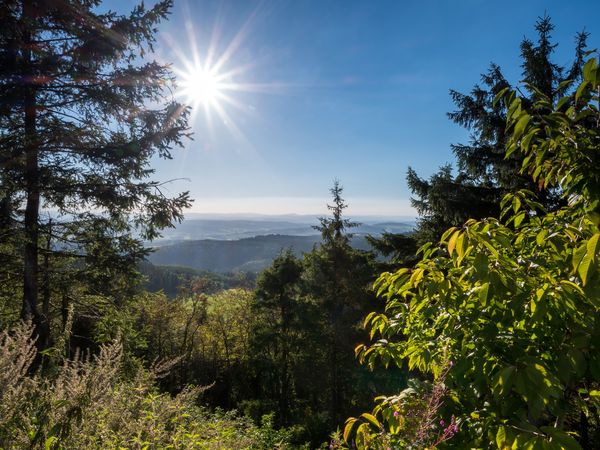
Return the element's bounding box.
[166,5,283,140]
[177,66,224,107]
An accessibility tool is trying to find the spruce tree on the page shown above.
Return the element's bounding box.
[0,0,191,347]
[305,181,377,426]
[407,16,588,243]
[251,250,306,426]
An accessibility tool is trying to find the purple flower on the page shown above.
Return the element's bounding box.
[440,419,445,427]
[393,411,399,417]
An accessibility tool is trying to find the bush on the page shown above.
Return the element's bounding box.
[0,322,293,449]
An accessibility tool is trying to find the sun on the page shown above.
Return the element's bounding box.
[177,65,224,107]
[165,4,283,138]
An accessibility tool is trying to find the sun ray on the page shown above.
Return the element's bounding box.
[163,1,294,147]
[211,7,259,74]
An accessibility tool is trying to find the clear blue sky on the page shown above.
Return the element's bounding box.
[117,0,600,217]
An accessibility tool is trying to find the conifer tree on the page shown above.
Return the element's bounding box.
[407,16,588,243]
[0,0,191,347]
[305,181,376,425]
[251,250,306,426]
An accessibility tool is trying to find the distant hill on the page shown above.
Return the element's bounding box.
[148,234,374,273]
[152,217,415,245]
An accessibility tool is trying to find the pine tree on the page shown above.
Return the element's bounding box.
[251,250,307,426]
[306,181,377,425]
[407,16,588,243]
[0,0,191,348]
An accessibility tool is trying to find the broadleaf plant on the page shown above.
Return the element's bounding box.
[346,54,600,449]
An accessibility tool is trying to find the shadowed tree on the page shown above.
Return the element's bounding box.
[0,0,191,349]
[251,250,306,425]
[406,15,588,244]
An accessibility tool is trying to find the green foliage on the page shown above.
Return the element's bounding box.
[139,262,256,298]
[241,184,406,447]
[344,368,458,449]
[366,232,419,271]
[348,58,600,448]
[0,0,191,348]
[251,251,307,425]
[504,56,600,226]
[407,16,588,244]
[0,321,295,449]
[100,289,257,407]
[304,183,381,426]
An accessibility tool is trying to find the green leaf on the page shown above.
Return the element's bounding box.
[573,244,587,272]
[448,230,460,256]
[512,196,522,213]
[514,114,531,141]
[493,366,515,398]
[497,426,509,448]
[578,250,594,286]
[586,233,600,259]
[521,128,539,152]
[441,226,458,242]
[514,211,526,227]
[582,57,597,82]
[493,87,510,107]
[479,282,490,304]
[576,80,590,102]
[360,413,381,429]
[45,437,57,450]
[456,232,465,257]
[540,427,583,450]
[343,418,357,442]
[555,96,571,111]
[536,229,548,246]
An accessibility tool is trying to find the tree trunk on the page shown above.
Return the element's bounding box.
[21,0,48,351]
[42,219,51,318]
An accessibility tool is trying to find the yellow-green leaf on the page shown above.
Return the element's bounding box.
[587,233,600,258]
[360,413,381,429]
[513,114,531,140]
[343,418,357,442]
[578,250,594,286]
[448,230,460,256]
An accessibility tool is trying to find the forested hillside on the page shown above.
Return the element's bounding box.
[148,234,373,272]
[2,1,600,449]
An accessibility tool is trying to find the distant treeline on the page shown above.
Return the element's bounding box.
[139,260,257,297]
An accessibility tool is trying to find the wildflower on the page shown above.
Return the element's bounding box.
[440,419,445,427]
[393,411,399,418]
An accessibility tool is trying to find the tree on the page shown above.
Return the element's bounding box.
[304,181,378,426]
[0,0,191,348]
[407,15,588,244]
[346,56,600,449]
[251,250,307,425]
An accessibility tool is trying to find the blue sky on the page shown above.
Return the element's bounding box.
[124,0,600,217]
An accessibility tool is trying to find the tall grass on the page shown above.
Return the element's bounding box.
[0,322,294,449]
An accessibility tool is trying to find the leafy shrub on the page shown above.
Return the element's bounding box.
[0,321,293,449]
[345,57,600,448]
